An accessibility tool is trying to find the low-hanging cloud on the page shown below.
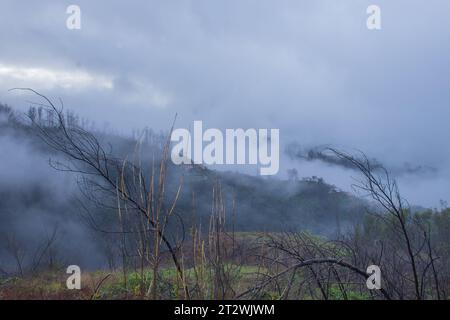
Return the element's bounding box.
[0,0,449,207]
[286,143,438,178]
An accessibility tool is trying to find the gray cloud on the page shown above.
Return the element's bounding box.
[286,143,438,177]
[1,1,449,206]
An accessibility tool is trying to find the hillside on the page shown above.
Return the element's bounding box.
[0,103,367,271]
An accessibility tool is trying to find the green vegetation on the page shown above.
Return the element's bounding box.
[1,101,449,300]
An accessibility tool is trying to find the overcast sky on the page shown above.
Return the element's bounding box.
[1,1,449,207]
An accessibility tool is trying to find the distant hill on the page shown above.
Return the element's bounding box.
[0,103,368,239]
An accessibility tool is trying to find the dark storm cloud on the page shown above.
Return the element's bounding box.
[1,0,449,206]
